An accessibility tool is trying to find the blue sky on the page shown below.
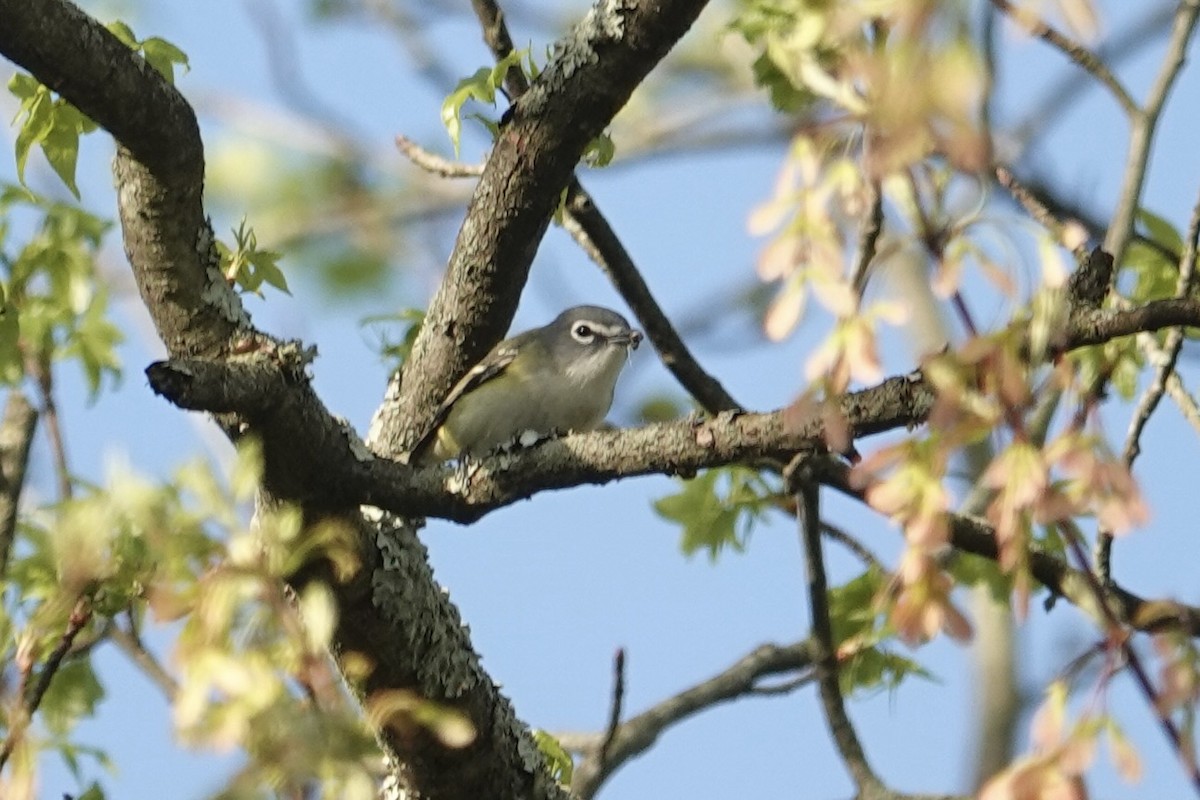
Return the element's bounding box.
[3,0,1200,797]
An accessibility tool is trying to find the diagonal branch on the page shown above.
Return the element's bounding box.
[1102,0,1200,270]
[0,1,714,798]
[468,0,742,416]
[988,0,1137,117]
[375,0,716,456]
[1097,182,1200,578]
[566,640,819,798]
[0,392,37,574]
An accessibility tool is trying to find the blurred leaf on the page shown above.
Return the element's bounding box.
[40,659,106,737]
[945,551,1011,603]
[361,308,424,369]
[839,646,934,696]
[654,467,775,560]
[583,132,615,167]
[533,729,574,786]
[77,783,107,800]
[828,567,886,645]
[637,394,686,424]
[1136,207,1183,255]
[827,567,934,695]
[7,75,97,199]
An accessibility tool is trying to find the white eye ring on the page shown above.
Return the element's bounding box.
[571,323,595,343]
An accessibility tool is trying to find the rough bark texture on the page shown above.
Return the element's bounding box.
[0,1,711,798]
[371,0,714,456]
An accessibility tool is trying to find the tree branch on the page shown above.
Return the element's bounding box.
[140,293,1200,521]
[468,0,742,416]
[374,0,715,455]
[0,596,93,771]
[988,0,1137,117]
[0,392,37,574]
[792,469,885,798]
[568,640,819,798]
[1102,0,1200,270]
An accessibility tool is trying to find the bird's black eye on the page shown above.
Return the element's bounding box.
[572,323,594,343]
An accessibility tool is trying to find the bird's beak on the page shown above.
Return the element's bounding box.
[612,330,643,350]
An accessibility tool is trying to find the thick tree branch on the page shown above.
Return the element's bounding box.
[0,1,714,797]
[469,0,742,415]
[143,294,1200,521]
[0,0,202,178]
[374,0,714,455]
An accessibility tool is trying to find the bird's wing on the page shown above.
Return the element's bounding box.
[407,342,520,462]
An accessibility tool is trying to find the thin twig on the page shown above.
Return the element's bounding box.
[561,190,744,413]
[1058,520,1200,796]
[994,165,1084,253]
[109,613,179,700]
[1167,373,1200,436]
[850,179,884,299]
[791,462,886,798]
[0,391,37,573]
[1011,5,1178,144]
[29,355,72,502]
[988,0,1137,117]
[0,596,93,771]
[1102,0,1200,271]
[1096,182,1200,579]
[395,134,484,178]
[820,520,885,572]
[568,639,819,798]
[745,671,816,696]
[597,648,626,771]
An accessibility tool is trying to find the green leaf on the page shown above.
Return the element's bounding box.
[39,658,106,736]
[0,299,22,385]
[141,37,191,83]
[1136,207,1183,255]
[360,308,424,368]
[77,783,107,800]
[11,83,54,186]
[105,20,138,48]
[218,220,290,297]
[532,730,574,785]
[653,467,774,561]
[441,66,495,156]
[839,647,934,696]
[440,49,526,155]
[945,551,1011,603]
[828,567,885,645]
[583,132,615,167]
[7,77,97,199]
[39,114,84,198]
[103,22,190,84]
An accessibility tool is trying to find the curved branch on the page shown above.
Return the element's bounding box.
[375,0,715,455]
[568,640,819,798]
[469,0,742,415]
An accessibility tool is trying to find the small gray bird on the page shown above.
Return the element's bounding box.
[410,305,643,463]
